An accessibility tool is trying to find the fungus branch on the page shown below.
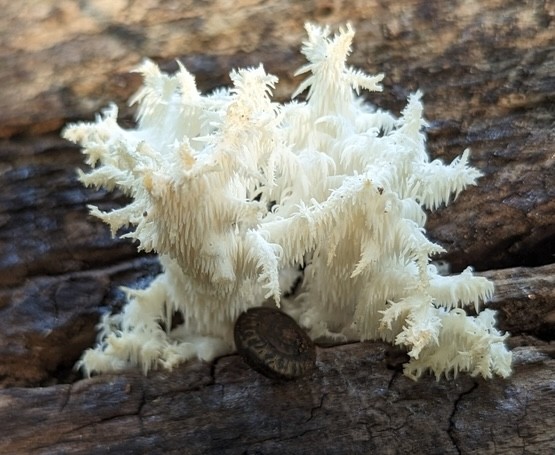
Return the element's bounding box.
[63,24,511,380]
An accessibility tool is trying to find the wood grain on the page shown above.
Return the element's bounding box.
[1,341,553,454]
[0,0,553,453]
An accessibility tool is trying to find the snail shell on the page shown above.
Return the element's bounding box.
[234,307,316,380]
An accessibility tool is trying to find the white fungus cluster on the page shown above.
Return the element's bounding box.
[63,24,511,380]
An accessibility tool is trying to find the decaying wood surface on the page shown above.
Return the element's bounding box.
[0,0,553,453]
[2,0,553,272]
[1,341,553,454]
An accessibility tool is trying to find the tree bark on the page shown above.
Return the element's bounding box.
[0,0,553,453]
[1,340,553,454]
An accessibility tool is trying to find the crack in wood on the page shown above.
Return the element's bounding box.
[447,381,479,454]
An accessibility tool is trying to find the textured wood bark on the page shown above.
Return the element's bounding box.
[481,265,555,340]
[0,0,553,453]
[0,341,553,454]
[2,0,553,271]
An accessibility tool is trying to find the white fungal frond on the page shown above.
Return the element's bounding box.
[63,23,510,380]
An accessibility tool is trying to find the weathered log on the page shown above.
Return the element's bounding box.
[0,256,160,387]
[481,265,555,341]
[0,0,554,453]
[0,341,553,454]
[1,1,552,272]
[0,258,553,388]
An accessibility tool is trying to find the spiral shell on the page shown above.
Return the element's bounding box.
[234,307,316,380]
